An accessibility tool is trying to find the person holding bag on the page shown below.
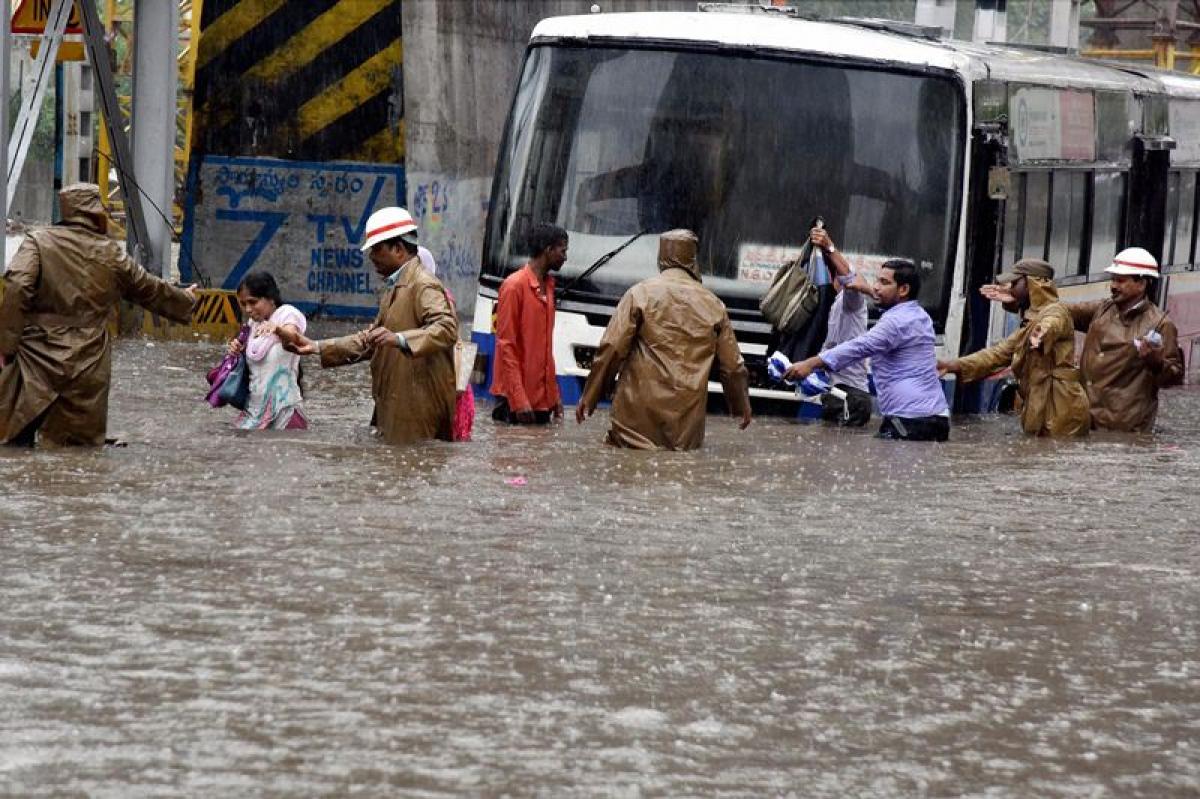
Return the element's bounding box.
[289,208,458,445]
[760,215,836,365]
[206,324,251,410]
[223,272,308,430]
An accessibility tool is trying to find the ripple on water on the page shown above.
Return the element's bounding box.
[0,340,1198,796]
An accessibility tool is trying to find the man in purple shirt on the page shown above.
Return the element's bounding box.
[785,259,949,441]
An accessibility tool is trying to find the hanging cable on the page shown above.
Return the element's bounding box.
[92,146,211,288]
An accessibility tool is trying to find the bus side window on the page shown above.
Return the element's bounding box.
[1182,171,1199,268]
[1164,171,1180,267]
[1089,171,1126,275]
[1048,171,1087,277]
[1001,172,1024,271]
[1165,170,1196,268]
[1022,172,1050,260]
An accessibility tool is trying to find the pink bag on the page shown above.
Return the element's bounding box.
[453,384,475,442]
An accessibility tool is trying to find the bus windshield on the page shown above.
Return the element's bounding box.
[483,43,965,325]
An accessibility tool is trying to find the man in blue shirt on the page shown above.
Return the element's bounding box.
[785,259,949,441]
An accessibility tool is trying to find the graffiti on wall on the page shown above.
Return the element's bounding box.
[407,174,492,312]
[182,155,405,318]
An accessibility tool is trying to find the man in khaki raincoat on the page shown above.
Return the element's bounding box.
[939,259,1089,437]
[294,207,458,444]
[0,183,197,446]
[575,229,752,449]
[1067,247,1183,432]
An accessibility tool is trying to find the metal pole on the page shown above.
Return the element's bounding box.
[1,0,11,270]
[78,0,151,265]
[131,0,179,278]
[53,63,63,221]
[6,0,71,211]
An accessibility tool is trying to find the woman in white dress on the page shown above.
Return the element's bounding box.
[230,271,308,430]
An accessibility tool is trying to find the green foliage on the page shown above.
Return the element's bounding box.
[10,69,58,164]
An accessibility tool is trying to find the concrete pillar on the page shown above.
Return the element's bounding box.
[60,63,95,184]
[914,0,956,38]
[2,0,11,266]
[1048,0,1080,50]
[973,0,1006,44]
[131,0,179,275]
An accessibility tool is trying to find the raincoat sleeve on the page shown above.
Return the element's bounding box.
[0,237,41,355]
[579,288,641,409]
[1030,305,1074,353]
[715,312,751,418]
[319,331,373,367]
[492,279,530,410]
[118,254,195,323]
[956,326,1021,384]
[400,283,458,357]
[1154,317,1185,388]
[1068,301,1102,333]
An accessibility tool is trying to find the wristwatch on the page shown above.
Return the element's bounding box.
[827,244,837,254]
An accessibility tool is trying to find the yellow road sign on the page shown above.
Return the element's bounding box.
[11,0,83,34]
[30,39,85,61]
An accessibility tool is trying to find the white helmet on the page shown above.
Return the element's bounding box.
[360,207,417,252]
[1106,247,1159,278]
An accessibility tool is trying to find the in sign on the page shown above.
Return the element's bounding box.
[11,0,84,35]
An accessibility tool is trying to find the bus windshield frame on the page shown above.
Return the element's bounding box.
[482,40,967,331]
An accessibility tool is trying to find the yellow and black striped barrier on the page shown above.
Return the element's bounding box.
[138,288,242,342]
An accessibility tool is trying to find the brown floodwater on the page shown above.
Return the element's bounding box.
[1,337,1198,797]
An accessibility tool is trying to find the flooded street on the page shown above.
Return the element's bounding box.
[1,337,1198,797]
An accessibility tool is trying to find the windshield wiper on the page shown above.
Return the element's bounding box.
[556,228,652,302]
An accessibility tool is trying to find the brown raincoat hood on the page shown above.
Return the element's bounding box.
[1025,276,1059,313]
[658,229,701,282]
[57,183,108,233]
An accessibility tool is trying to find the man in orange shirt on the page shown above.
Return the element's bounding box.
[490,223,568,424]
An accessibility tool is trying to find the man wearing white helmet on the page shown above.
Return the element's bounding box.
[1068,247,1183,432]
[292,207,459,444]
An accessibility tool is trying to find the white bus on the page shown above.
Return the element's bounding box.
[473,7,1200,413]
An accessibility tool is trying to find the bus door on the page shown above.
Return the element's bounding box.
[1127,130,1175,304]
[955,80,1009,411]
[956,121,1008,412]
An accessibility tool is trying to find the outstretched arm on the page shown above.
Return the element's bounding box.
[950,327,1021,383]
[577,289,641,423]
[1066,300,1102,333]
[119,252,196,323]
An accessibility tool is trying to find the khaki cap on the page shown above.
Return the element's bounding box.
[996,258,1054,284]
